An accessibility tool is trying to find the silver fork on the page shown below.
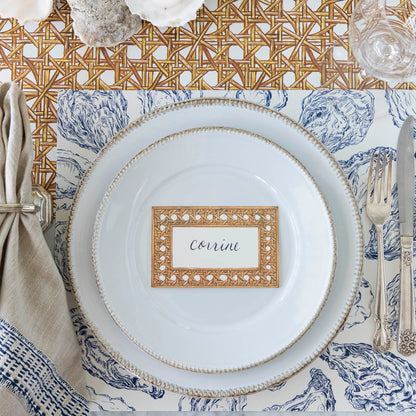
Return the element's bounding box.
[366,150,393,353]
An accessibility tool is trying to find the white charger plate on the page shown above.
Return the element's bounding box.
[93,127,336,374]
[68,98,363,397]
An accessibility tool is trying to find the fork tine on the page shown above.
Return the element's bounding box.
[380,151,387,202]
[374,151,381,203]
[367,151,375,205]
[387,151,393,204]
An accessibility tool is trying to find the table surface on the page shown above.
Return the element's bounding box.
[1,0,414,196]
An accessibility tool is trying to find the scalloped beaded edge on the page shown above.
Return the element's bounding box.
[67,97,364,397]
[91,126,338,374]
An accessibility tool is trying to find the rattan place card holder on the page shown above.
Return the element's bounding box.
[152,206,279,288]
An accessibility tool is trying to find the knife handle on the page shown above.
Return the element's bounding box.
[397,235,416,356]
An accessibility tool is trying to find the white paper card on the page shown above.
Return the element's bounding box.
[172,226,259,269]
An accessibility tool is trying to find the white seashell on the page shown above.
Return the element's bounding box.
[0,0,54,24]
[67,0,142,48]
[125,0,204,27]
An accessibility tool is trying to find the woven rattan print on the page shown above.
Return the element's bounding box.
[0,0,414,192]
[152,206,279,287]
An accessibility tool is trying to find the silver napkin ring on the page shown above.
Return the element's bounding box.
[0,185,52,231]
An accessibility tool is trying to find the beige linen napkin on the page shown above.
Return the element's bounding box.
[0,82,87,415]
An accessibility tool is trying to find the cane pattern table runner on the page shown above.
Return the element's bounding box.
[1,0,416,196]
[57,89,416,411]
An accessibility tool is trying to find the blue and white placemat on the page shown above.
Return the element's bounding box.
[56,90,416,411]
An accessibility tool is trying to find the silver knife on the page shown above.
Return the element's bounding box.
[397,115,416,356]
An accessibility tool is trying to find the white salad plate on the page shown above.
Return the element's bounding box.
[68,98,363,397]
[93,126,336,374]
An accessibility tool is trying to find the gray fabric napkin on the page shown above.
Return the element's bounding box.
[0,82,87,416]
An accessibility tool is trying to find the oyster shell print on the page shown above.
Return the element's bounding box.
[321,342,416,411]
[58,90,416,408]
[87,386,136,411]
[125,0,204,27]
[299,90,375,153]
[0,0,54,24]
[71,308,165,397]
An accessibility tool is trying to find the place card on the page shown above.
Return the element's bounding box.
[151,206,279,287]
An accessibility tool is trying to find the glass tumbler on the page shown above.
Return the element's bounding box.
[349,0,416,82]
